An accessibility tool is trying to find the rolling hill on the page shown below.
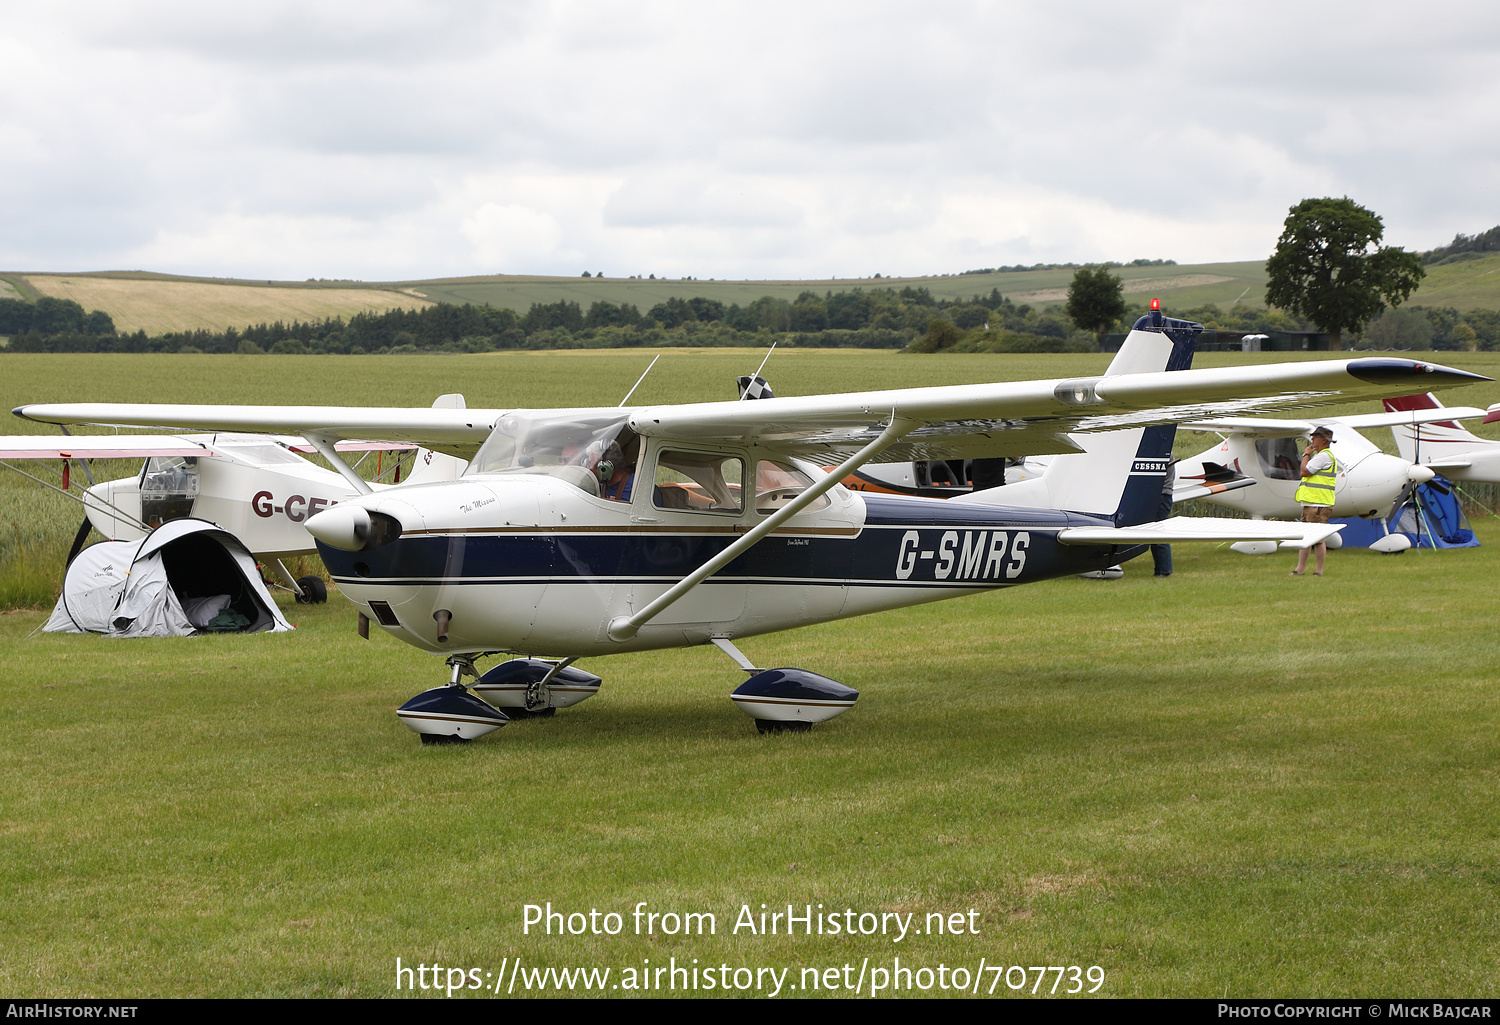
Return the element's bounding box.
[3,253,1496,336]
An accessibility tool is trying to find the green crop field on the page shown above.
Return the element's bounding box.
[4,348,1499,609]
[2,350,1500,997]
[395,260,1271,314]
[2,514,1499,998]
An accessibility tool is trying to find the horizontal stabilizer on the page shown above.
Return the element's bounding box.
[1172,461,1255,503]
[1057,516,1343,550]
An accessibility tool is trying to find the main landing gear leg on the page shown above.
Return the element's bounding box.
[712,637,860,735]
[468,656,603,718]
[447,655,478,687]
[524,657,576,714]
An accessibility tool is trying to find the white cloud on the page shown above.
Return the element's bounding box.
[461,204,564,270]
[1,1,1497,278]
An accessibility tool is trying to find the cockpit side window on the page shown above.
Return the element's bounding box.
[1254,438,1302,481]
[653,451,744,513]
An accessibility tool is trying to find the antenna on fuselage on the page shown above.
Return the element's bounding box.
[618,354,661,407]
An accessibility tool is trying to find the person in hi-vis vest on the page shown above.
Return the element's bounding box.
[1292,425,1337,576]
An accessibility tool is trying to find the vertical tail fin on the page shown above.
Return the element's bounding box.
[1383,393,1484,462]
[960,309,1200,525]
[404,394,470,483]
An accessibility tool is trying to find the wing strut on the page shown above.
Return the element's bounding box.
[607,414,917,642]
[301,434,373,496]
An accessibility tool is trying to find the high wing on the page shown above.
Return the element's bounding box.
[0,434,416,460]
[1182,406,1489,439]
[15,357,1488,464]
[627,357,1487,462]
[10,405,495,459]
[0,435,219,459]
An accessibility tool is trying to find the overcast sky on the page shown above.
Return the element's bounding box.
[2,1,1496,281]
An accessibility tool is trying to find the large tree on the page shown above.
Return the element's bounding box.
[1264,197,1425,350]
[1064,264,1126,338]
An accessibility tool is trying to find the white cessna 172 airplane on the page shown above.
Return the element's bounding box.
[0,399,467,600]
[14,310,1486,742]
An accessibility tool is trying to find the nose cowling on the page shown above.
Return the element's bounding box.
[306,505,371,551]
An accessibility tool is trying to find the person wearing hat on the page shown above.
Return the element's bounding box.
[1292,425,1337,576]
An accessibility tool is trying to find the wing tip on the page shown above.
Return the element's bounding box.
[1348,358,1492,386]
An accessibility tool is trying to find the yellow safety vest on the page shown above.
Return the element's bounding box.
[1294,451,1338,506]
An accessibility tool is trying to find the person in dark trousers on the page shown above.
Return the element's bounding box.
[1152,460,1176,576]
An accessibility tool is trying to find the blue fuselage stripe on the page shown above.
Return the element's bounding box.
[318,494,1136,589]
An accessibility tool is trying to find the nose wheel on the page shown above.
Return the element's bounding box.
[396,655,604,744]
[395,656,509,744]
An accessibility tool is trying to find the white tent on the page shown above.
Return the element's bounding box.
[44,518,293,637]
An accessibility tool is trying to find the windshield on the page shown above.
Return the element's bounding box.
[140,455,199,527]
[467,413,639,497]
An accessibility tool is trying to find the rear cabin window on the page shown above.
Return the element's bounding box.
[653,451,744,513]
[754,460,829,514]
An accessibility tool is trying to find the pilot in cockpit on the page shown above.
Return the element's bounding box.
[597,440,635,501]
[565,435,637,502]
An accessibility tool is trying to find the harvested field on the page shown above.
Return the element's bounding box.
[23,275,435,335]
[1012,274,1235,303]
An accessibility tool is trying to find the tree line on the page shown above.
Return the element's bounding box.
[1,286,1089,355]
[6,227,1500,357]
[0,296,115,337]
[1422,225,1500,266]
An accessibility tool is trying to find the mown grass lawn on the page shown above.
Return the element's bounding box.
[2,517,1497,998]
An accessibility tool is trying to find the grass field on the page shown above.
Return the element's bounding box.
[1,350,1499,997]
[22,275,434,335]
[1,520,1497,997]
[4,348,1499,608]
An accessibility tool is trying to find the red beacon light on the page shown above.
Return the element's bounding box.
[1150,297,1160,311]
